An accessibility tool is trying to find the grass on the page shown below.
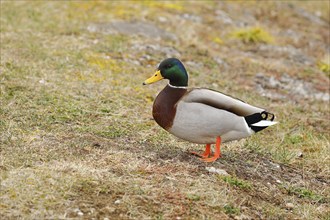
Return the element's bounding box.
[1,1,329,219]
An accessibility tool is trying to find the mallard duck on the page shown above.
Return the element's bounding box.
[143,58,277,162]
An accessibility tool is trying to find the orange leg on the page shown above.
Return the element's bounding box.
[191,144,211,158]
[201,136,222,162]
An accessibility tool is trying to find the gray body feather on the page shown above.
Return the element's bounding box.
[169,88,267,144]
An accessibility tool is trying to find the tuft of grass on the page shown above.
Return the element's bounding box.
[186,194,201,201]
[221,176,252,190]
[272,144,296,164]
[223,204,240,215]
[230,27,274,44]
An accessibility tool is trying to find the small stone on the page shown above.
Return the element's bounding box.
[142,55,151,61]
[206,167,229,176]
[315,11,322,17]
[114,199,121,204]
[275,179,282,184]
[275,164,280,169]
[297,152,303,158]
[267,76,281,89]
[73,208,84,216]
[214,57,229,69]
[130,60,140,66]
[215,10,233,24]
[212,83,219,88]
[158,16,167,23]
[181,13,202,22]
[214,57,225,65]
[286,202,294,210]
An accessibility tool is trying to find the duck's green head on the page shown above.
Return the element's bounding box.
[143,58,188,87]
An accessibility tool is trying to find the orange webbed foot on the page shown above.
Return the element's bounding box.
[200,136,222,163]
[200,155,221,162]
[191,144,211,158]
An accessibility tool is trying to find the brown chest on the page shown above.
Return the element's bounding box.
[152,85,187,130]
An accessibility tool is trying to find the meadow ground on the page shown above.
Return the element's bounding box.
[1,1,329,219]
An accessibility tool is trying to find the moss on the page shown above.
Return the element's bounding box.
[213,37,224,45]
[85,52,124,73]
[318,61,330,77]
[230,27,274,44]
[141,1,184,11]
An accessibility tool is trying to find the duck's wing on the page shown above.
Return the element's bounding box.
[183,88,265,116]
[182,88,278,133]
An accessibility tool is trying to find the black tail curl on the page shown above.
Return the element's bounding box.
[244,111,275,133]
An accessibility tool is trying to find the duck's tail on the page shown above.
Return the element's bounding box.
[245,111,278,133]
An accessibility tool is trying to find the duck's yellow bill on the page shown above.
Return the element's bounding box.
[143,70,163,85]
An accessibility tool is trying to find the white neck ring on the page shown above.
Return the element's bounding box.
[168,83,188,89]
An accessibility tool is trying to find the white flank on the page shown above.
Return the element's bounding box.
[251,120,278,127]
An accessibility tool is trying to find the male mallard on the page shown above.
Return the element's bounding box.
[143,58,277,162]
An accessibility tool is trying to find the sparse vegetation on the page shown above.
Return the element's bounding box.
[1,1,329,219]
[285,185,327,203]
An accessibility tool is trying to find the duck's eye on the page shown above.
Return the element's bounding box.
[166,64,172,68]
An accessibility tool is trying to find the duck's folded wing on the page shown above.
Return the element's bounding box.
[183,88,265,116]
